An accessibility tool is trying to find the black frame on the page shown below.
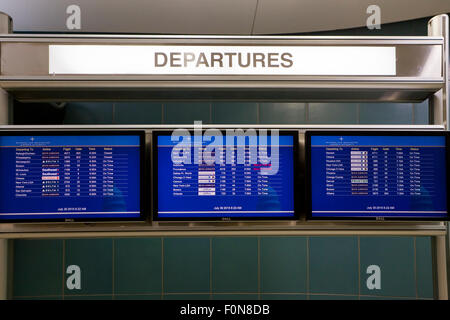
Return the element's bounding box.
[305,130,450,221]
[0,130,147,223]
[152,129,300,221]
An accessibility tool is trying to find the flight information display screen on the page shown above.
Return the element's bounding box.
[0,132,144,222]
[154,131,297,220]
[307,132,448,220]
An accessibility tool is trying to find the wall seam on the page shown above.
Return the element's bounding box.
[306,236,310,300]
[6,240,14,300]
[257,102,260,124]
[414,236,419,299]
[161,237,164,299]
[62,239,65,300]
[210,237,213,300]
[305,103,310,123]
[357,103,361,124]
[112,103,116,124]
[209,102,212,124]
[112,239,115,299]
[358,236,361,300]
[257,236,261,300]
[250,0,260,35]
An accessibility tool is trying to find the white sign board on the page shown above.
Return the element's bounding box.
[49,45,396,76]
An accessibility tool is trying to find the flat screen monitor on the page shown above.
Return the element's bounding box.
[153,130,298,220]
[306,131,449,220]
[0,131,145,222]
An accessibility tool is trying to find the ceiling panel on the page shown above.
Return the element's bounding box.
[0,0,257,34]
[0,0,449,35]
[253,0,450,34]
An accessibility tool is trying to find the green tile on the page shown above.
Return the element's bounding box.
[259,103,306,124]
[64,295,113,300]
[359,103,413,124]
[212,237,258,293]
[114,238,162,294]
[261,294,306,300]
[413,100,429,125]
[13,239,63,297]
[64,238,113,295]
[308,103,358,124]
[114,294,161,300]
[360,237,415,298]
[260,237,307,293]
[309,294,358,300]
[13,101,66,125]
[164,102,211,124]
[212,102,258,124]
[360,295,415,300]
[114,102,162,124]
[164,237,210,293]
[309,236,358,295]
[63,102,113,124]
[164,294,211,300]
[14,296,62,300]
[416,237,434,299]
[213,294,259,300]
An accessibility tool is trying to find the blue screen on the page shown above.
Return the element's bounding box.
[310,134,447,219]
[157,133,295,218]
[0,135,141,221]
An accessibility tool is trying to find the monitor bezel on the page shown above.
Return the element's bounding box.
[0,130,147,223]
[305,130,450,221]
[152,129,300,221]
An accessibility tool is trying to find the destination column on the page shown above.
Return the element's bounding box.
[324,146,348,196]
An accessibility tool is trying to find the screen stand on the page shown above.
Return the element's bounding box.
[428,14,449,300]
[0,88,9,300]
[434,236,449,299]
[0,240,8,300]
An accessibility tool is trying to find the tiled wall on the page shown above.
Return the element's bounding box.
[12,236,434,300]
[13,101,430,126]
[10,100,435,300]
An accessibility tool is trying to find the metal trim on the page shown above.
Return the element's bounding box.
[0,34,445,42]
[0,78,445,83]
[0,124,444,130]
[0,229,446,239]
[0,34,443,102]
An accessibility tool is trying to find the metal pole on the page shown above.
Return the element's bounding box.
[0,11,12,34]
[428,14,449,300]
[0,89,9,125]
[435,236,449,299]
[428,14,449,127]
[0,240,7,300]
[0,11,12,301]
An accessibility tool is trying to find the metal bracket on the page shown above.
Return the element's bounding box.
[0,10,11,301]
[428,13,449,300]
